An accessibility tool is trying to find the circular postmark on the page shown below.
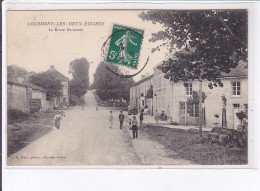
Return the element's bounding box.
[101,24,149,78]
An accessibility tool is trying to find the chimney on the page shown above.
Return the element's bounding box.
[141,75,145,80]
[50,65,55,71]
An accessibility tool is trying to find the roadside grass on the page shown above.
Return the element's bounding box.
[7,112,55,156]
[141,125,248,165]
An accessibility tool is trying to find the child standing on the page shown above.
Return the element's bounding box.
[132,116,138,139]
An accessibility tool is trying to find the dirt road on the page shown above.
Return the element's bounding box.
[8,90,193,166]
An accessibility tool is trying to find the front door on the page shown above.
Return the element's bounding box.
[186,103,199,126]
[233,104,241,129]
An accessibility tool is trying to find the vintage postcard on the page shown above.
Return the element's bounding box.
[4,7,250,167]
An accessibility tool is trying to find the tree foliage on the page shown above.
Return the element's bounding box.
[93,62,135,102]
[69,58,90,98]
[8,65,27,80]
[140,10,247,87]
[69,79,89,98]
[29,73,63,101]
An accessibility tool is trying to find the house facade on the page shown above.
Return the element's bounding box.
[8,79,50,114]
[130,74,153,113]
[153,65,173,117]
[152,61,248,129]
[17,76,49,112]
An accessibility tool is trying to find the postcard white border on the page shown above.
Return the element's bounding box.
[2,1,257,171]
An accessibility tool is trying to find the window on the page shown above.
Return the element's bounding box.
[162,96,166,110]
[187,103,199,117]
[187,103,194,116]
[233,104,240,108]
[185,83,192,95]
[180,102,185,110]
[232,81,241,96]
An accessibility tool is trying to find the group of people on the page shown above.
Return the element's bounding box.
[109,110,144,139]
[154,110,167,123]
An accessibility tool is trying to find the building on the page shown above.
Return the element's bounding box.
[8,78,50,113]
[153,64,173,117]
[130,74,153,113]
[45,65,70,108]
[152,61,248,129]
[17,76,49,112]
[7,80,32,114]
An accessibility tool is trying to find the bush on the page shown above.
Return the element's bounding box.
[8,109,29,123]
[206,127,247,148]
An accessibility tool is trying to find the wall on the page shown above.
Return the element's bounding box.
[7,83,31,114]
[153,67,172,116]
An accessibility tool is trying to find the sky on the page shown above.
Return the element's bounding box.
[7,10,169,83]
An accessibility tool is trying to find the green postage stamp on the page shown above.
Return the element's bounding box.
[106,24,144,69]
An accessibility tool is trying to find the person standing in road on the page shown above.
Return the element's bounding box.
[139,110,144,125]
[132,116,138,139]
[54,111,63,130]
[119,111,125,129]
[109,111,114,129]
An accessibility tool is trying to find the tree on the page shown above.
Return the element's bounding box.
[8,65,27,80]
[29,73,63,101]
[69,58,90,82]
[93,62,135,102]
[140,10,247,135]
[69,79,89,101]
[69,58,90,103]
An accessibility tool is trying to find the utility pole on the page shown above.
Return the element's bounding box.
[199,80,203,136]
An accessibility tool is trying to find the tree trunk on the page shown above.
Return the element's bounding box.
[199,80,203,136]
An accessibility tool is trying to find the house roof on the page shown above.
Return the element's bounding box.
[8,79,47,92]
[221,61,248,78]
[8,79,28,88]
[132,74,153,87]
[155,59,247,79]
[23,82,47,92]
[45,66,68,81]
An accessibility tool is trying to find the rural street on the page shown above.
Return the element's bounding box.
[8,90,193,166]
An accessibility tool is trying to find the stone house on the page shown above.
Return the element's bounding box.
[17,76,49,112]
[152,61,248,129]
[8,78,50,113]
[130,74,153,113]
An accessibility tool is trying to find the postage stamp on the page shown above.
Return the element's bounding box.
[106,24,144,69]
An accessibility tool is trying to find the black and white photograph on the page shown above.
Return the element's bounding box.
[5,8,249,167]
